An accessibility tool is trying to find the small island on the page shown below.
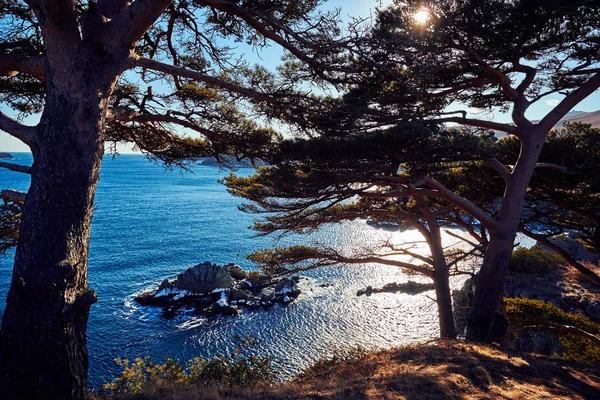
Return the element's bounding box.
[134,261,301,316]
[0,152,15,159]
[356,281,435,296]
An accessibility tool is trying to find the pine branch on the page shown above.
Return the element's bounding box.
[129,56,273,102]
[434,116,521,137]
[538,73,600,132]
[0,55,45,82]
[0,162,32,174]
[0,111,37,146]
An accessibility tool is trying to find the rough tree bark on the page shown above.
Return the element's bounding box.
[0,46,126,400]
[0,0,181,396]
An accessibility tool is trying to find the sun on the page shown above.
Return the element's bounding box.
[413,9,430,25]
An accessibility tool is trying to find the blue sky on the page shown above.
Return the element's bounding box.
[1,0,599,152]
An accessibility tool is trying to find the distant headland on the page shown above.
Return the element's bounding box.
[0,152,15,159]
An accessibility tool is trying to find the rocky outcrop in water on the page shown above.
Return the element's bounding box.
[0,152,15,159]
[356,281,435,296]
[134,261,301,317]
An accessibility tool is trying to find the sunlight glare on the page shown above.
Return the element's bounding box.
[413,9,430,25]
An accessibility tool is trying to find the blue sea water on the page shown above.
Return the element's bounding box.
[1,153,476,387]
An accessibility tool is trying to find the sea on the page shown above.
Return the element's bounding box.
[0,152,516,388]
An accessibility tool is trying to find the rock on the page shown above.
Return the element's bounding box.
[452,278,475,337]
[357,286,374,296]
[246,299,262,310]
[356,281,434,297]
[158,278,174,291]
[0,152,14,159]
[546,235,600,263]
[175,262,234,293]
[273,278,301,303]
[260,288,275,302]
[383,281,434,294]
[238,280,253,291]
[206,303,239,316]
[224,263,247,280]
[586,301,600,321]
[134,291,158,306]
[248,274,271,289]
[134,261,302,317]
[230,288,250,301]
[204,291,239,316]
[275,278,299,295]
[510,331,563,356]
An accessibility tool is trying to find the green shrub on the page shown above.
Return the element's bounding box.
[103,335,275,395]
[509,245,564,273]
[506,298,600,363]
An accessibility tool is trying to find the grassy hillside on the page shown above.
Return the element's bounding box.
[97,341,600,400]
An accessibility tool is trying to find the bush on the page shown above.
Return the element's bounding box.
[506,298,600,363]
[509,245,564,273]
[103,335,275,396]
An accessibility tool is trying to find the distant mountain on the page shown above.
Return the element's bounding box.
[554,110,600,129]
[564,110,586,118]
[493,110,600,137]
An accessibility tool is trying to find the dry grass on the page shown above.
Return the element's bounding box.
[97,341,600,400]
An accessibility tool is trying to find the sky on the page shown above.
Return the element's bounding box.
[1,0,599,152]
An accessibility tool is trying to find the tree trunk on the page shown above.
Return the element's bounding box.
[465,233,514,342]
[466,133,546,343]
[430,240,456,339]
[0,53,119,398]
[421,201,456,339]
[433,264,456,339]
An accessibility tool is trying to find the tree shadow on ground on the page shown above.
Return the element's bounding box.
[254,341,600,400]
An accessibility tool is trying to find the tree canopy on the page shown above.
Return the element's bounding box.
[232,0,600,342]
